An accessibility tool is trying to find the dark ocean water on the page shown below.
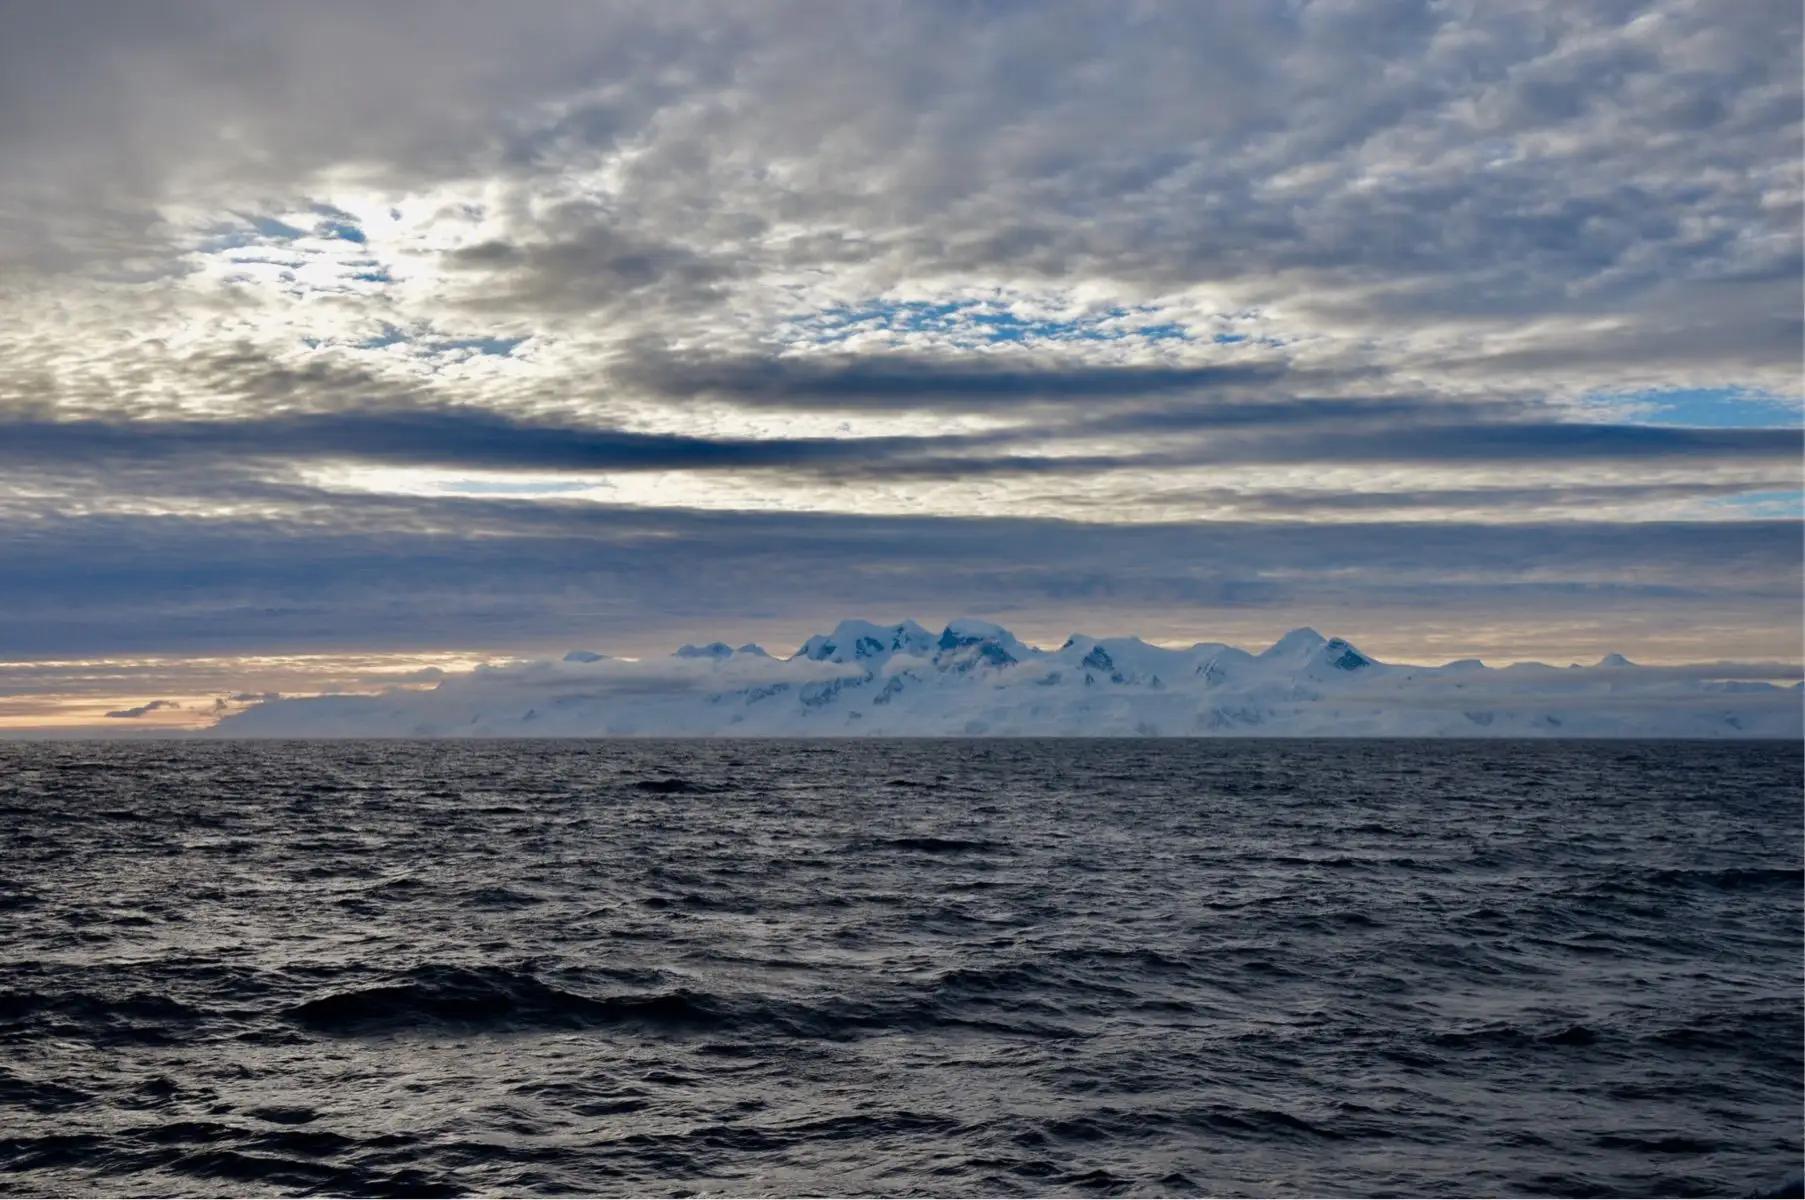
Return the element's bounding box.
[1,739,1800,1198]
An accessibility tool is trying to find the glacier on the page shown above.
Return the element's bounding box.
[210,619,1804,738]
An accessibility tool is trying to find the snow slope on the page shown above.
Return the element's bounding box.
[211,620,1804,738]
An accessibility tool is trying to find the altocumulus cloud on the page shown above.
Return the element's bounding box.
[0,0,1798,723]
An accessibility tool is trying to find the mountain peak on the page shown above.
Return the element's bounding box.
[1263,627,1328,658]
[1320,637,1372,671]
[798,619,934,664]
[936,619,1030,668]
[937,618,1015,648]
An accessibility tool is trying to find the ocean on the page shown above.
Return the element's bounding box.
[1,739,1799,1197]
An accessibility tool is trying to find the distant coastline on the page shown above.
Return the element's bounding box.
[207,619,1805,740]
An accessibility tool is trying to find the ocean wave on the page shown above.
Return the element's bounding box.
[1646,865,1803,891]
[859,835,1001,854]
[0,989,204,1043]
[629,778,722,795]
[285,967,733,1034]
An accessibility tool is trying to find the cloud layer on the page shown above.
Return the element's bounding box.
[0,0,1798,725]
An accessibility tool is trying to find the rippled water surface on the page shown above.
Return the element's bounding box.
[1,739,1800,1197]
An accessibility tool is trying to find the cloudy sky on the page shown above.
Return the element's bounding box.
[1,0,1800,730]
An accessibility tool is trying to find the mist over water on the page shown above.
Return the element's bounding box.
[1,739,1800,1197]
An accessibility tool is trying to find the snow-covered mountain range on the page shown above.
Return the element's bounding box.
[211,619,1804,738]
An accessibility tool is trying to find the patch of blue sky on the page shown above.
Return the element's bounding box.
[1591,387,1802,428]
[806,301,961,332]
[200,210,368,260]
[1705,489,1804,518]
[248,215,308,240]
[301,203,368,242]
[317,221,366,244]
[324,325,525,357]
[194,227,264,253]
[354,324,411,350]
[432,335,527,358]
[800,299,1196,345]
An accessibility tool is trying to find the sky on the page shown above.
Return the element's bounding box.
[0,0,1800,731]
